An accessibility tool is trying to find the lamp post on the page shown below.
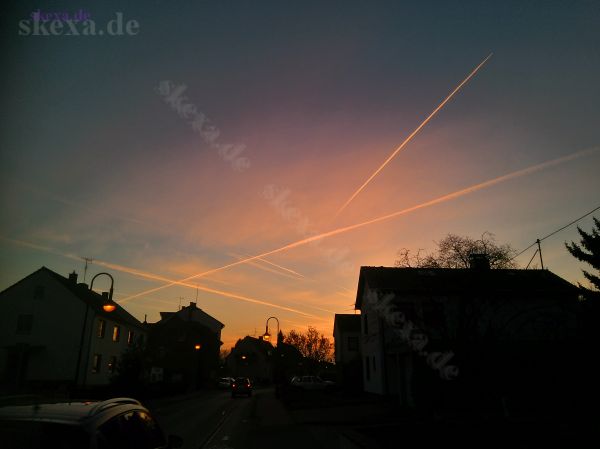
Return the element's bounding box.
[74,272,117,388]
[90,272,117,312]
[262,317,280,346]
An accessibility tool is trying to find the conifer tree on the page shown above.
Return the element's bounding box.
[565,217,600,299]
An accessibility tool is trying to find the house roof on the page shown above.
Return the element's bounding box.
[355,266,579,309]
[334,314,361,334]
[1,267,145,330]
[156,302,224,331]
[233,336,274,355]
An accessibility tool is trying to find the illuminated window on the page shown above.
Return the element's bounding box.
[92,354,102,373]
[127,330,134,345]
[112,325,120,342]
[98,319,106,338]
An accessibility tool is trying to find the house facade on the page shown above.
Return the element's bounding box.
[145,302,224,391]
[226,336,274,383]
[355,264,580,414]
[333,314,362,389]
[0,267,146,392]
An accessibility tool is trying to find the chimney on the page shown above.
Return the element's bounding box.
[469,253,490,270]
[68,271,78,284]
[188,302,196,320]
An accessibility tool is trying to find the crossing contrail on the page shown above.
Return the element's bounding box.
[0,236,316,317]
[120,146,597,302]
[334,53,493,219]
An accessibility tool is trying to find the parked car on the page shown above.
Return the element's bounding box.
[231,377,252,397]
[0,397,183,449]
[290,375,335,391]
[218,377,234,389]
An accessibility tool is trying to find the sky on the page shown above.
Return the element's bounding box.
[1,0,599,350]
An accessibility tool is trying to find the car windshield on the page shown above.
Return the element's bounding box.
[0,420,90,449]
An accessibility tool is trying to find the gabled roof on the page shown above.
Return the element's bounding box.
[355,266,578,309]
[233,336,273,355]
[151,302,224,336]
[1,266,145,330]
[334,314,361,334]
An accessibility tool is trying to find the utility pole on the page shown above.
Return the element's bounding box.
[536,239,544,269]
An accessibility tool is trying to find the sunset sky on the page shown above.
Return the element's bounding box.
[1,0,599,349]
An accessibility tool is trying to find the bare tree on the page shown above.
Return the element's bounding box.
[395,232,518,269]
[283,326,333,363]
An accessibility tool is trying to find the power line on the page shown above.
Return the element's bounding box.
[512,205,600,261]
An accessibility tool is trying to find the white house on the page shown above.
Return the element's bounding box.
[0,267,146,391]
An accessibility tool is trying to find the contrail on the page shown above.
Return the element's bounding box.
[120,146,596,301]
[0,236,316,317]
[250,255,306,278]
[229,253,305,280]
[334,53,493,219]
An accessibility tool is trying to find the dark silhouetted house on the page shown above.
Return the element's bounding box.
[333,314,362,389]
[355,263,580,416]
[0,267,146,392]
[145,302,223,392]
[226,336,274,383]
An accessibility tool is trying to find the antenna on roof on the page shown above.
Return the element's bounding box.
[81,257,94,282]
[178,296,183,310]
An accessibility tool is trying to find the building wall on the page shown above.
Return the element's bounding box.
[0,270,147,389]
[84,315,145,386]
[360,289,386,395]
[0,270,87,385]
[359,281,579,409]
[334,328,361,364]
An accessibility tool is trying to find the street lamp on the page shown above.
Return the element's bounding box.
[262,317,280,345]
[90,272,117,312]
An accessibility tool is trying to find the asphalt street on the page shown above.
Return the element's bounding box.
[145,387,321,449]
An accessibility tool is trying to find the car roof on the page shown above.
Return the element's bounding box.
[0,398,145,425]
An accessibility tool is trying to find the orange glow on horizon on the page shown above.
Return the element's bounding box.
[121,146,597,301]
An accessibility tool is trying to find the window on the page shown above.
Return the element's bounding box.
[127,330,134,345]
[98,319,106,338]
[108,356,117,374]
[347,336,358,351]
[92,354,102,373]
[33,285,44,300]
[365,356,370,380]
[16,314,33,335]
[363,314,368,335]
[112,325,120,342]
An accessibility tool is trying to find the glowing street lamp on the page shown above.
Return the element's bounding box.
[262,316,280,345]
[89,272,117,312]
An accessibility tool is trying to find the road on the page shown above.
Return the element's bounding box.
[145,387,322,449]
